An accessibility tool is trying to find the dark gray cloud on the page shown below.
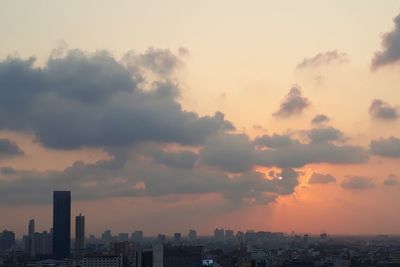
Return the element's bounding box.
[0,166,18,175]
[200,130,368,171]
[297,50,349,69]
[254,134,368,168]
[0,139,23,158]
[0,50,233,149]
[341,176,374,190]
[311,114,330,125]
[308,172,336,184]
[384,175,399,186]
[200,134,255,173]
[369,99,399,121]
[152,149,198,169]
[371,14,400,69]
[307,127,343,143]
[370,136,400,158]
[0,154,300,206]
[123,47,185,76]
[273,86,311,118]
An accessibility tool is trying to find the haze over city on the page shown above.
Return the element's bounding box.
[1,0,400,241]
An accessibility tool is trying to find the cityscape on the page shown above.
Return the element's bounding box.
[1,191,400,266]
[1,1,400,267]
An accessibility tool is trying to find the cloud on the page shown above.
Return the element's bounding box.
[307,127,343,143]
[371,13,400,69]
[0,50,234,149]
[311,114,330,125]
[200,129,367,171]
[0,154,300,206]
[296,50,349,69]
[273,86,311,118]
[308,172,336,184]
[255,134,368,168]
[123,47,185,76]
[369,99,399,121]
[370,136,400,158]
[200,134,255,173]
[384,174,399,186]
[0,166,18,175]
[152,149,198,169]
[383,174,400,186]
[0,139,23,158]
[341,176,374,190]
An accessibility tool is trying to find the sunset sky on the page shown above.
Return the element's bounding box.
[1,1,400,238]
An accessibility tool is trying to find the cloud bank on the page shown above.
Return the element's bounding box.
[372,13,400,69]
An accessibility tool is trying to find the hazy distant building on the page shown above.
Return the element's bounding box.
[173,233,181,244]
[75,213,85,258]
[214,228,224,241]
[118,233,129,242]
[0,230,15,250]
[53,191,71,259]
[29,219,35,235]
[102,230,112,243]
[132,230,144,244]
[158,234,166,245]
[225,229,234,240]
[188,230,197,242]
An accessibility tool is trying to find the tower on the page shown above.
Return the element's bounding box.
[75,213,85,258]
[28,219,35,235]
[52,191,71,259]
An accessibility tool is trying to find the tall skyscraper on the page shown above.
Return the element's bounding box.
[28,219,35,235]
[75,213,85,258]
[53,191,71,259]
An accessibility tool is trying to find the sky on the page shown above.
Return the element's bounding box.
[1,0,400,238]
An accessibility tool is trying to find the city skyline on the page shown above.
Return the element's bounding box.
[1,1,400,238]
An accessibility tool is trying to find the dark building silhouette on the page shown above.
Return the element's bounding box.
[52,191,71,259]
[28,219,35,235]
[0,230,15,250]
[75,213,85,258]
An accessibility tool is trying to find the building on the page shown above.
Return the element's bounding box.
[157,234,166,245]
[0,230,15,250]
[77,255,122,267]
[163,245,202,267]
[29,231,53,256]
[225,229,234,240]
[118,233,129,242]
[29,219,35,235]
[173,233,181,244]
[131,230,144,244]
[153,244,164,267]
[102,230,112,243]
[53,191,71,259]
[188,230,197,242]
[75,213,85,258]
[214,229,224,241]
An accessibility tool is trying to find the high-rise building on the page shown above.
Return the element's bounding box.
[188,230,197,242]
[118,233,129,242]
[29,219,35,235]
[101,230,112,243]
[75,213,85,258]
[214,228,224,241]
[225,229,234,240]
[0,230,15,250]
[53,191,71,259]
[157,234,166,245]
[173,233,181,244]
[131,230,144,244]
